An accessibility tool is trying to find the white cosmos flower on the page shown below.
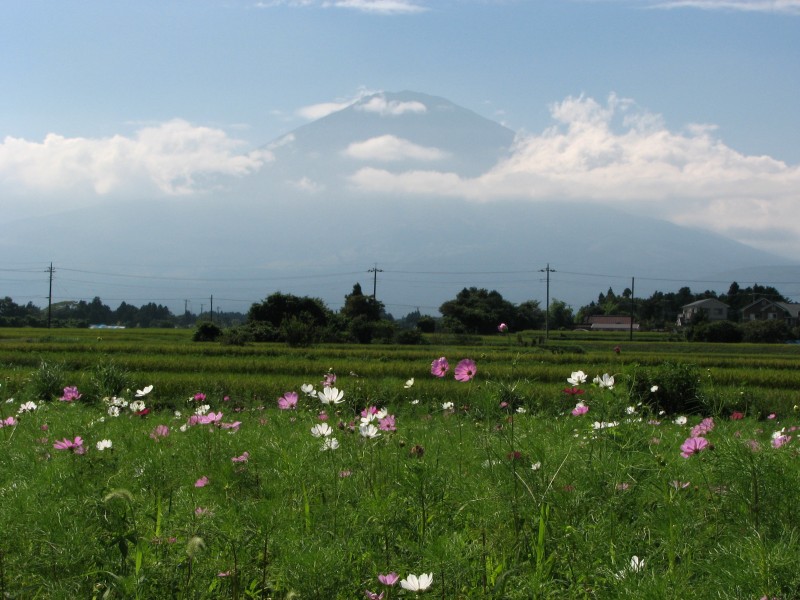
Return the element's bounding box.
[442,402,454,410]
[96,439,113,451]
[592,421,619,430]
[320,437,339,451]
[673,415,687,425]
[318,387,344,405]
[404,378,414,389]
[401,573,433,592]
[594,373,615,389]
[359,423,381,439]
[195,404,210,416]
[531,461,542,471]
[135,385,153,398]
[310,423,333,438]
[107,406,120,417]
[376,407,388,419]
[650,385,659,393]
[301,383,316,397]
[516,407,527,414]
[17,401,37,413]
[129,400,146,413]
[567,371,587,385]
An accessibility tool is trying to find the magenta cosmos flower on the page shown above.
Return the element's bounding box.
[498,323,508,333]
[278,391,298,410]
[59,386,82,402]
[430,356,449,378]
[680,436,709,458]
[53,436,85,454]
[378,572,400,586]
[454,359,477,382]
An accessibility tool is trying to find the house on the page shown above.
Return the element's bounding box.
[741,298,800,327]
[677,299,729,327]
[585,315,640,331]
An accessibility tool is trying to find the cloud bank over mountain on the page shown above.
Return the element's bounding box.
[0,91,797,259]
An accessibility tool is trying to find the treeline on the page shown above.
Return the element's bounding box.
[0,296,245,329]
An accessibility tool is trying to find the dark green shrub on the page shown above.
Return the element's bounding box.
[281,316,318,347]
[26,360,67,402]
[741,319,790,343]
[220,327,253,346]
[396,329,427,345]
[193,322,222,342]
[88,361,133,402]
[691,320,742,343]
[628,361,702,415]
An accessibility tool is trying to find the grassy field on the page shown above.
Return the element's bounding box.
[0,328,799,598]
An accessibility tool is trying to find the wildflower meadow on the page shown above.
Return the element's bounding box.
[1,328,799,598]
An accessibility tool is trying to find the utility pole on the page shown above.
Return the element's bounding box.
[47,262,54,329]
[368,264,383,301]
[629,276,635,342]
[210,295,213,323]
[539,264,555,340]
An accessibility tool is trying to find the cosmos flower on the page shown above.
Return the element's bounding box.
[318,387,345,405]
[593,373,614,389]
[404,378,415,389]
[567,371,587,386]
[680,436,709,458]
[359,423,381,439]
[498,322,508,332]
[311,423,333,438]
[454,359,477,382]
[278,391,298,410]
[96,439,113,451]
[378,572,399,586]
[571,402,589,416]
[400,573,433,592]
[135,385,153,398]
[430,357,449,378]
[59,386,82,402]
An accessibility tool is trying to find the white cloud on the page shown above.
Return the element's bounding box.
[347,93,800,257]
[344,135,447,162]
[287,176,326,193]
[651,0,800,14]
[356,95,427,116]
[296,101,354,121]
[0,120,271,197]
[323,0,427,13]
[256,0,427,13]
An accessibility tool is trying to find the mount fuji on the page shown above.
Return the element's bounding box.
[1,91,794,317]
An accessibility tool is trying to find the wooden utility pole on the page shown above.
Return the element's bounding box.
[540,264,555,340]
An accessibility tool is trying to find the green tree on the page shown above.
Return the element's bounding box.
[439,287,517,334]
[248,292,330,329]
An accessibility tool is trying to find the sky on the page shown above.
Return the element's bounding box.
[1,0,799,312]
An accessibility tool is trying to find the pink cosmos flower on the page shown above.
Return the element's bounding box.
[563,387,586,396]
[59,386,82,402]
[498,323,508,333]
[680,436,709,458]
[0,416,17,428]
[150,424,170,440]
[378,572,399,586]
[220,421,241,431]
[670,480,691,490]
[193,393,206,402]
[278,391,298,410]
[53,436,85,454]
[730,411,744,420]
[767,413,776,420]
[691,417,715,438]
[571,402,589,416]
[378,415,396,431]
[195,476,209,487]
[430,356,449,378]
[323,372,337,388]
[772,435,792,449]
[454,359,477,382]
[318,411,329,421]
[364,592,384,600]
[231,451,250,463]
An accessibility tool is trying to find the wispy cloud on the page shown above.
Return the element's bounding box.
[295,89,379,120]
[256,0,427,14]
[348,93,800,256]
[0,119,271,196]
[344,135,447,161]
[649,0,800,15]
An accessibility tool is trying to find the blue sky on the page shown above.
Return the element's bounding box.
[1,0,799,257]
